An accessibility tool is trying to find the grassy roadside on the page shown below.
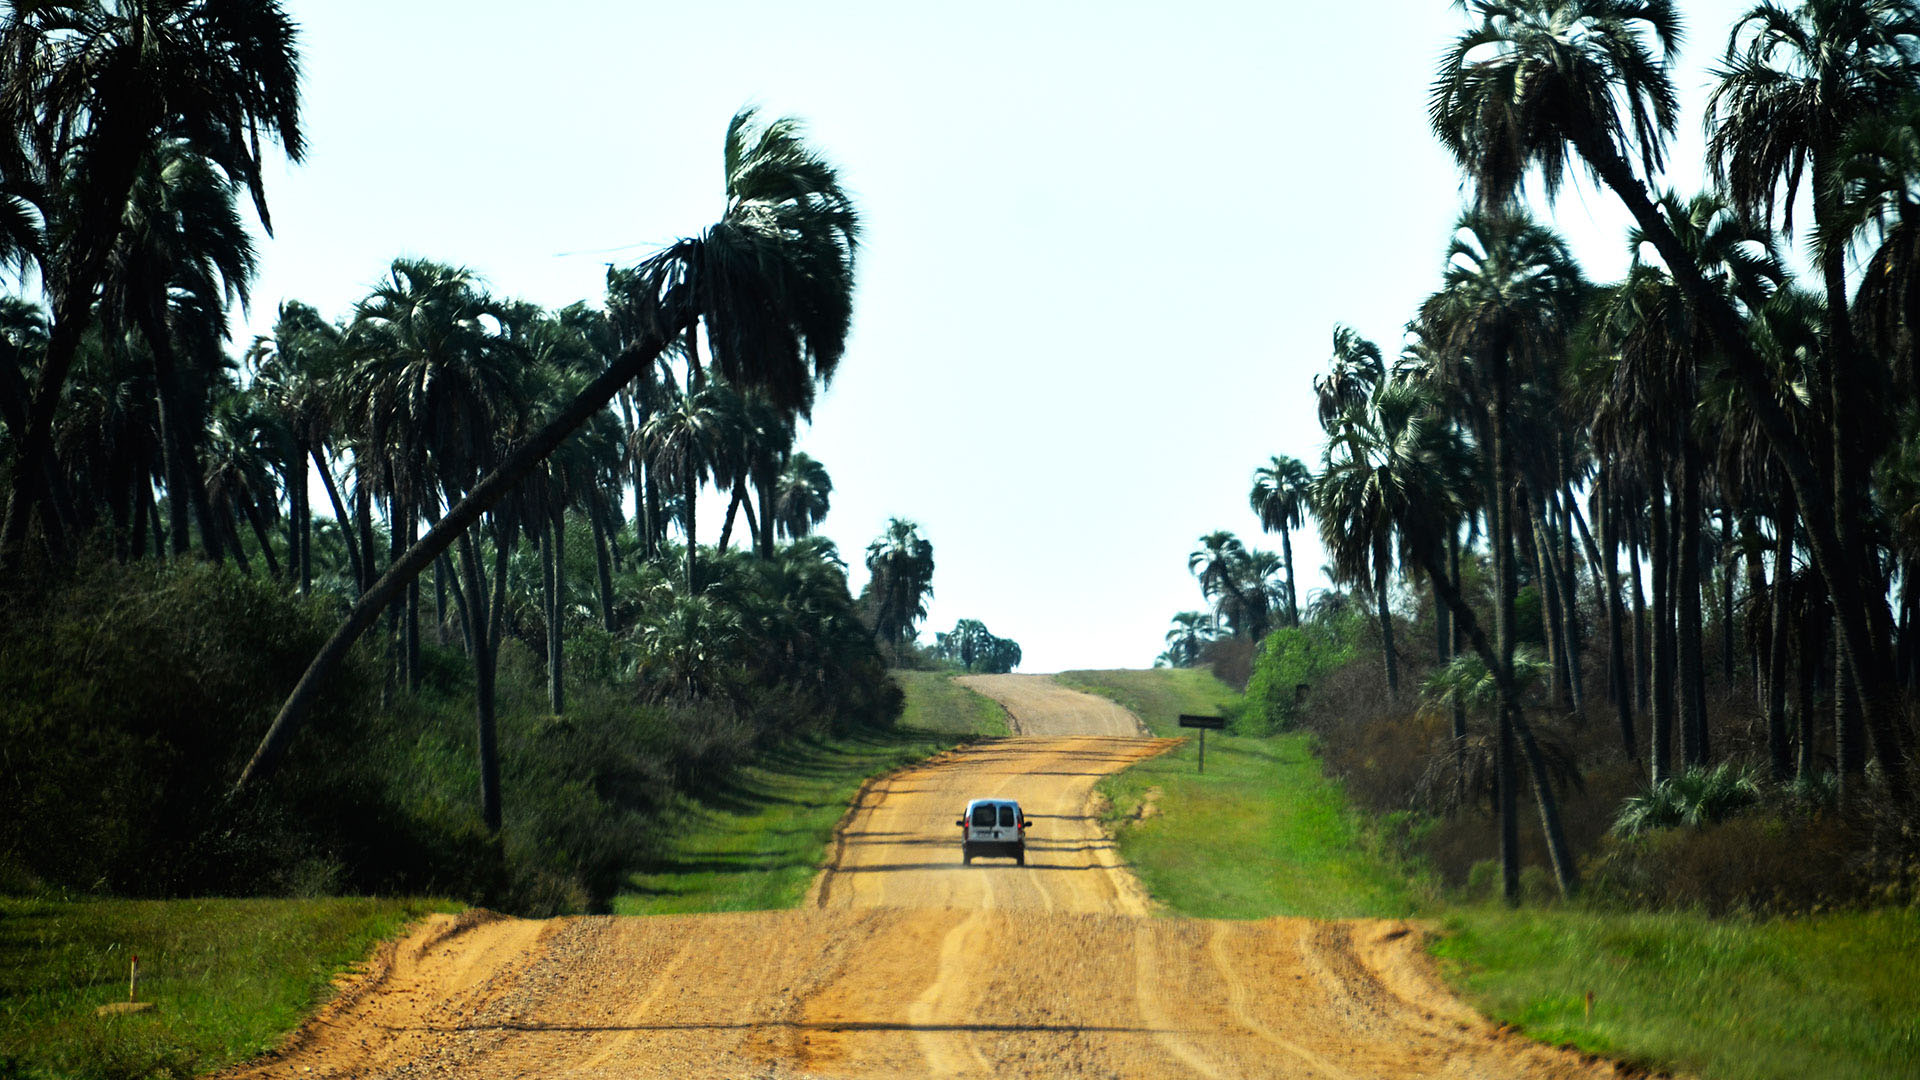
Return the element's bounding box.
[613,671,1006,915]
[1074,666,1920,1080]
[0,896,457,1080]
[1063,668,1415,919]
[1434,905,1920,1080]
[894,670,1012,735]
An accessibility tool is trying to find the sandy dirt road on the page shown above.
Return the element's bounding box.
[954,673,1150,736]
[228,676,1636,1080]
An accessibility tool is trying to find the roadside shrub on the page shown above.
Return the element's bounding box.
[1612,764,1764,838]
[1241,617,1358,734]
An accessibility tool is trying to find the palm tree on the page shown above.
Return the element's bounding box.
[643,386,730,591]
[1249,454,1313,627]
[238,107,861,794]
[1315,381,1408,697]
[249,301,353,594]
[1189,530,1266,639]
[1432,0,1909,799]
[98,137,260,561]
[773,452,833,542]
[1164,611,1218,668]
[865,517,935,654]
[1422,209,1585,902]
[1318,373,1580,898]
[0,0,305,562]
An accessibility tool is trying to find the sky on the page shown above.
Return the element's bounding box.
[240,0,1761,672]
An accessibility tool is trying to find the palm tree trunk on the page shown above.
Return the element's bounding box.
[224,507,253,575]
[1629,513,1650,713]
[1280,525,1300,628]
[1767,502,1795,781]
[549,505,566,715]
[1374,569,1399,697]
[1601,468,1635,760]
[1796,612,1822,782]
[130,478,151,562]
[1837,627,1866,801]
[405,514,421,694]
[1720,507,1736,688]
[757,471,777,558]
[1450,529,1467,746]
[244,499,281,578]
[313,448,363,591]
[1576,132,1908,803]
[1679,441,1708,768]
[717,482,744,551]
[235,327,672,795]
[1491,373,1521,906]
[741,489,762,557]
[684,467,698,591]
[589,498,616,633]
[1421,546,1579,897]
[1649,469,1674,784]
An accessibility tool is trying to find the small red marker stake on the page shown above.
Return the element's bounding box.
[130,954,139,1003]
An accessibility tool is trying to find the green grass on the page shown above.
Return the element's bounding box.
[1433,905,1920,1080]
[1068,669,1414,919]
[893,670,1011,735]
[1055,667,1239,736]
[614,674,1008,914]
[0,896,457,1080]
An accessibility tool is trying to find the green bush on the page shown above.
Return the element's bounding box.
[1612,763,1764,838]
[1240,617,1358,734]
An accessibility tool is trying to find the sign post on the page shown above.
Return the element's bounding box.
[1177,714,1226,774]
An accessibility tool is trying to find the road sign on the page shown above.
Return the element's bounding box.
[1177,715,1225,773]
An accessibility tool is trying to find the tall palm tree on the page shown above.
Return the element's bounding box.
[1319,373,1581,898]
[1249,454,1313,627]
[0,0,304,562]
[239,108,861,793]
[98,137,259,561]
[864,517,935,654]
[1315,380,1409,697]
[773,452,833,542]
[1433,0,1910,799]
[1423,208,1585,902]
[643,385,731,591]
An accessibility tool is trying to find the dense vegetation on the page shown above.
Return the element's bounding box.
[0,2,968,916]
[1161,0,1920,911]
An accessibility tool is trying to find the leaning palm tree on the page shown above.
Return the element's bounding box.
[0,0,305,562]
[1249,454,1313,627]
[1432,0,1909,799]
[237,107,859,796]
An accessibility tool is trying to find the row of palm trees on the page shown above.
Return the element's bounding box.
[1184,0,1920,906]
[0,3,895,835]
[1425,0,1920,815]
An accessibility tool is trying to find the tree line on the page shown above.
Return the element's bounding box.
[0,2,960,846]
[1169,0,1920,907]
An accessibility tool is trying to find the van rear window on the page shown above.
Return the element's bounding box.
[998,805,1015,827]
[972,805,996,826]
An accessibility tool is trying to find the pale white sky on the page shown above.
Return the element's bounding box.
[241,0,1761,672]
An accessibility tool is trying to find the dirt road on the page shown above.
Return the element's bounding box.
[953,673,1150,736]
[229,677,1634,1080]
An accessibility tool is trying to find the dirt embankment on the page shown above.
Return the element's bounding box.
[226,676,1639,1080]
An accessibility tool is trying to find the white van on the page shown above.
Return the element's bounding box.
[955,798,1029,865]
